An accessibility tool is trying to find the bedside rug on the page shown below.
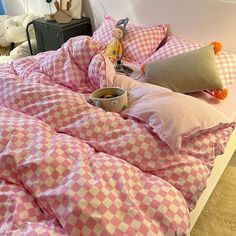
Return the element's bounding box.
[191,164,236,236]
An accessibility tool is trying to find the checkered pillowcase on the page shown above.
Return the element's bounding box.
[145,35,236,88]
[92,15,167,65]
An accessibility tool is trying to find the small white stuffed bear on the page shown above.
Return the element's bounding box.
[0,14,38,59]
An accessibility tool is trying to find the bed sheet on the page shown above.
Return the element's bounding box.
[0,36,234,235]
[189,80,236,122]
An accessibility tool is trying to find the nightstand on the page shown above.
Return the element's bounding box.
[27,17,92,54]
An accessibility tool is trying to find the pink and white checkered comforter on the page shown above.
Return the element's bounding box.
[0,36,234,235]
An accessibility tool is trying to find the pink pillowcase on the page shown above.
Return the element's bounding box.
[145,35,236,88]
[92,15,167,65]
[121,82,234,151]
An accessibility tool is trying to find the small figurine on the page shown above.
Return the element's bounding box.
[105,18,129,61]
[54,0,72,24]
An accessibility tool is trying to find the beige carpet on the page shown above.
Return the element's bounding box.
[191,162,236,236]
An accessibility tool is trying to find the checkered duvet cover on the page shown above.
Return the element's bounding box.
[0,36,234,235]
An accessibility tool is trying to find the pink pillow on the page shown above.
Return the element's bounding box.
[145,35,236,88]
[121,82,234,151]
[92,15,167,65]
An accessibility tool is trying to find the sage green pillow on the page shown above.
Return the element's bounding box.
[145,45,223,93]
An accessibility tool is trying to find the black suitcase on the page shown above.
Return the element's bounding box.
[32,17,92,53]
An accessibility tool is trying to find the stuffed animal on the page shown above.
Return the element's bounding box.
[0,14,38,59]
[105,18,129,61]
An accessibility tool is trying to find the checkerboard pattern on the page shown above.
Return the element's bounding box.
[39,36,104,94]
[11,36,105,95]
[145,35,236,88]
[93,15,167,65]
[0,35,234,234]
[0,72,234,211]
[0,106,189,235]
[0,179,66,235]
[88,54,107,89]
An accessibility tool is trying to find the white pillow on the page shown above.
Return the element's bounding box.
[121,83,234,151]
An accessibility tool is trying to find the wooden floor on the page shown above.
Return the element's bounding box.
[228,151,236,167]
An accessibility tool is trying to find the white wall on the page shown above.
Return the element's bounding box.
[2,0,52,16]
[84,0,236,53]
[3,0,236,52]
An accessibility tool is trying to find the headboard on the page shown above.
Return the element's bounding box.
[84,0,236,53]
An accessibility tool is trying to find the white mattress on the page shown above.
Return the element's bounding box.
[189,80,236,122]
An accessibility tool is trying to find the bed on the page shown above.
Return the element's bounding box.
[0,1,236,235]
[85,0,236,230]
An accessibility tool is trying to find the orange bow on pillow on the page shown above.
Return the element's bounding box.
[207,42,228,100]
